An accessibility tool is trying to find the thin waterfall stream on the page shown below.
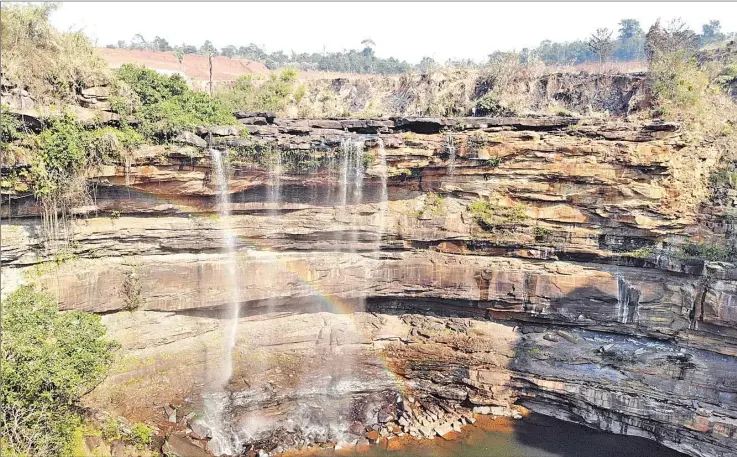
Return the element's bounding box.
[200,148,244,456]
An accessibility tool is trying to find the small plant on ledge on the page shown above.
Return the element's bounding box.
[487,157,502,168]
[468,200,528,232]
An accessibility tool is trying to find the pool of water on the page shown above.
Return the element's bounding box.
[302,413,687,457]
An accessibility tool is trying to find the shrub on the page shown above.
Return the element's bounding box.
[109,64,236,140]
[533,226,552,241]
[468,200,528,231]
[419,192,446,218]
[487,157,502,167]
[216,68,301,115]
[115,64,187,106]
[137,91,236,139]
[678,242,733,262]
[127,423,155,449]
[1,108,26,143]
[100,417,122,442]
[474,93,514,117]
[1,286,118,457]
[32,113,90,198]
[649,51,711,121]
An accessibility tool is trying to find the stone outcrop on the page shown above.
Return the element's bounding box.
[2,116,735,457]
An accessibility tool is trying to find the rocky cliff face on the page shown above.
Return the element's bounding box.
[2,115,736,457]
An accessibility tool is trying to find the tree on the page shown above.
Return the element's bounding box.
[116,40,126,49]
[200,40,217,56]
[588,28,614,65]
[130,33,147,50]
[700,20,726,46]
[182,44,198,54]
[1,286,118,457]
[417,56,438,74]
[221,45,237,58]
[618,19,643,40]
[173,49,184,75]
[361,38,376,50]
[616,19,644,61]
[645,18,697,62]
[151,36,171,52]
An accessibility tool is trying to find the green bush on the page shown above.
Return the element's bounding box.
[111,64,236,140]
[678,242,733,262]
[32,114,90,198]
[127,422,155,449]
[100,417,122,442]
[533,226,552,241]
[468,200,527,231]
[216,68,301,115]
[1,286,118,457]
[1,108,26,143]
[487,157,502,167]
[115,64,187,106]
[137,91,235,139]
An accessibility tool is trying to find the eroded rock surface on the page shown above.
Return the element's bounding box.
[2,116,735,457]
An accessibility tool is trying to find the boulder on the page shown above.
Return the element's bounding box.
[243,125,279,136]
[234,111,276,123]
[163,434,211,457]
[240,117,268,125]
[195,125,243,136]
[187,420,212,440]
[81,86,111,99]
[173,132,207,148]
[309,119,344,130]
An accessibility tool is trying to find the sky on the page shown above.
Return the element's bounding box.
[48,2,737,64]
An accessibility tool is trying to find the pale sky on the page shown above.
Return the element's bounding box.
[49,2,737,64]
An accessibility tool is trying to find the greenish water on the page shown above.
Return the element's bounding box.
[320,413,687,457]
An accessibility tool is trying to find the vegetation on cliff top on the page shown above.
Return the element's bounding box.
[1,286,119,457]
[0,3,108,103]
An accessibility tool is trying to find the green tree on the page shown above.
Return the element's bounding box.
[151,36,171,52]
[221,45,237,58]
[200,40,217,56]
[130,33,147,50]
[1,286,118,457]
[700,20,726,46]
[615,19,644,61]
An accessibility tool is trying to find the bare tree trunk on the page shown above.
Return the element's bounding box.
[209,53,213,97]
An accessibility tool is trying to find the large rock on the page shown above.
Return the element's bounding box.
[173,131,207,148]
[162,434,211,457]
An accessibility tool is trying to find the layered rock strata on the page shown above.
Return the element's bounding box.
[1,116,735,457]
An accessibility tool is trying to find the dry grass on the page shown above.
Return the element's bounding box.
[1,3,109,103]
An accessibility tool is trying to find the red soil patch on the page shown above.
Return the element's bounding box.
[98,48,270,82]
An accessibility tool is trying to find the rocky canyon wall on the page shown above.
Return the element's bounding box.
[2,115,736,456]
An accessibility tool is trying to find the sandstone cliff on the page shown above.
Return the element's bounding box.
[2,115,736,457]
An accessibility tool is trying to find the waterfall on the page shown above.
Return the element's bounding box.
[445,133,456,177]
[201,148,244,456]
[376,138,388,247]
[340,138,366,207]
[269,148,282,208]
[617,277,641,324]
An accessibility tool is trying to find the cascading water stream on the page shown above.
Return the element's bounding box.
[200,148,244,456]
[375,138,389,246]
